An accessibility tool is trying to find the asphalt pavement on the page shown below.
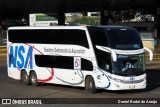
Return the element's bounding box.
[0,46,160,107]
[0,56,160,106]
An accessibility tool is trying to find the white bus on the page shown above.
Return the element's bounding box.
[7,26,153,93]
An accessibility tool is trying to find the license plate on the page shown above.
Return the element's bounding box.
[129,85,135,89]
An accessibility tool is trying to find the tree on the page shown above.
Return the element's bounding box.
[109,10,154,23]
[109,10,129,22]
[132,12,154,22]
[69,16,100,25]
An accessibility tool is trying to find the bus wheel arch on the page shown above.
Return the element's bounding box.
[21,69,31,85]
[30,70,41,86]
[85,75,96,93]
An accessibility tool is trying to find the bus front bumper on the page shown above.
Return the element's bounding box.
[105,80,147,90]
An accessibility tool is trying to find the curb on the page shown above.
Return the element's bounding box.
[0,54,7,56]
[145,54,160,56]
[0,49,7,51]
[0,46,7,48]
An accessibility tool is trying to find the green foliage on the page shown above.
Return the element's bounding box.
[110,10,129,22]
[70,16,100,25]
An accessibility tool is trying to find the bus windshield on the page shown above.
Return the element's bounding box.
[106,28,143,50]
[112,54,146,76]
[87,26,146,76]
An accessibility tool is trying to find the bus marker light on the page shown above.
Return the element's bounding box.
[97,75,101,80]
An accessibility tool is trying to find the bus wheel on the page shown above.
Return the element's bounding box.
[85,76,96,93]
[21,70,30,85]
[30,71,40,86]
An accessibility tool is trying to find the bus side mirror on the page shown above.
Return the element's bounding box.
[144,47,153,61]
[96,45,117,62]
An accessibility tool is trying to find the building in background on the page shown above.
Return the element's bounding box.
[29,13,58,26]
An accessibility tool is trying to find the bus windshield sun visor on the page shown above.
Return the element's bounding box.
[96,45,117,62]
[144,47,153,61]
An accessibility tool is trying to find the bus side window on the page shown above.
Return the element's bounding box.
[89,28,112,73]
[56,30,89,48]
[9,29,89,48]
[62,30,72,44]
[72,30,89,48]
[48,30,58,44]
[81,58,93,71]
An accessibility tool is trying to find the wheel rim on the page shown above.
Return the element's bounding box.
[23,73,28,82]
[85,77,96,93]
[31,75,37,84]
[89,81,92,89]
[86,78,92,90]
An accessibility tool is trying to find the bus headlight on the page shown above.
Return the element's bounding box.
[142,77,146,81]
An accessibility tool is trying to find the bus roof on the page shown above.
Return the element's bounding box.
[8,25,134,30]
[87,25,135,29]
[8,26,87,30]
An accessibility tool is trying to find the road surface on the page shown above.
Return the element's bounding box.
[0,56,160,107]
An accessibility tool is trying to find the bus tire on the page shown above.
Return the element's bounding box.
[30,71,40,86]
[21,70,30,85]
[85,76,96,93]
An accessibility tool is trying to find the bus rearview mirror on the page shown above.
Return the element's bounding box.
[144,47,153,61]
[96,45,117,62]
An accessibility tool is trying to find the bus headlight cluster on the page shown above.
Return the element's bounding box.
[108,76,122,82]
[113,78,121,82]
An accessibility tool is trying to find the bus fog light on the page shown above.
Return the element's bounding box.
[142,77,146,81]
[97,75,101,80]
[114,84,119,88]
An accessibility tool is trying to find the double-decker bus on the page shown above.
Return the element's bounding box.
[7,26,153,93]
